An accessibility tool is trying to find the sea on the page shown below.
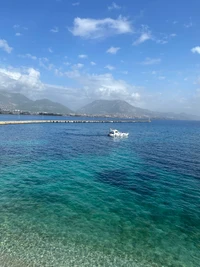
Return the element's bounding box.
[0,115,200,267]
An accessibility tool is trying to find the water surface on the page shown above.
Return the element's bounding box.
[0,119,200,266]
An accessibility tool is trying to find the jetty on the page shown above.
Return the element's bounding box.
[0,119,150,125]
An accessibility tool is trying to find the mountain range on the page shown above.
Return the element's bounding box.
[0,91,72,114]
[0,91,199,120]
[77,99,200,120]
[77,99,154,117]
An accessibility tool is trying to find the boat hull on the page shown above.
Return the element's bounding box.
[108,133,129,137]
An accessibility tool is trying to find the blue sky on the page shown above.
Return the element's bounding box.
[0,0,200,114]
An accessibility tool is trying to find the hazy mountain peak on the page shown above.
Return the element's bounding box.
[77,99,200,120]
[0,91,72,114]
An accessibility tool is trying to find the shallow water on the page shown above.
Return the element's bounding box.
[0,118,200,266]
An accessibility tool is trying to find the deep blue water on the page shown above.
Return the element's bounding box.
[0,116,200,266]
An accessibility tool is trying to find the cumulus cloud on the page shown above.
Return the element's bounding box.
[170,33,177,37]
[63,61,71,66]
[133,32,152,45]
[65,70,81,79]
[108,2,121,10]
[18,54,37,60]
[38,58,55,71]
[73,63,84,69]
[191,46,200,54]
[156,33,176,44]
[106,46,120,54]
[15,32,23,37]
[105,65,115,71]
[141,57,161,65]
[66,71,141,103]
[50,26,59,33]
[133,25,176,46]
[0,67,43,96]
[0,67,76,106]
[69,16,132,39]
[2,66,198,114]
[0,66,146,111]
[56,66,142,108]
[0,39,13,53]
[78,54,88,59]
[82,73,130,99]
[90,61,96,66]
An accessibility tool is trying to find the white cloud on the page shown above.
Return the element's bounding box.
[60,68,140,106]
[133,25,176,46]
[191,46,200,54]
[13,24,28,31]
[38,58,54,71]
[50,26,59,33]
[63,71,141,106]
[0,66,77,107]
[72,2,80,6]
[48,47,53,53]
[54,68,64,77]
[106,46,120,54]
[105,65,115,71]
[18,54,37,60]
[83,73,129,98]
[63,61,71,66]
[78,54,88,59]
[90,61,96,66]
[69,16,132,39]
[156,32,177,44]
[133,32,152,45]
[73,63,84,69]
[184,22,193,28]
[108,2,121,10]
[65,70,80,79]
[170,33,177,37]
[141,58,161,65]
[0,39,13,53]
[15,32,22,37]
[0,67,43,96]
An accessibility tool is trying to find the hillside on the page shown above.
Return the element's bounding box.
[0,91,73,114]
[78,100,157,117]
[77,99,199,120]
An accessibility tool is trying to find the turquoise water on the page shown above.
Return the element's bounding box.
[0,118,200,266]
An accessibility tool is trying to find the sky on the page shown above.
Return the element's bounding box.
[0,0,200,114]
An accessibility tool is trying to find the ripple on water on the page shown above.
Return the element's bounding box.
[0,120,200,266]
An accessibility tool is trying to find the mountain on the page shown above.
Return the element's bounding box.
[77,99,200,120]
[77,100,156,117]
[0,91,73,114]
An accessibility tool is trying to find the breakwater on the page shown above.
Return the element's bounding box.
[0,119,150,125]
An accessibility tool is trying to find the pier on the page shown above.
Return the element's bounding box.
[0,119,150,125]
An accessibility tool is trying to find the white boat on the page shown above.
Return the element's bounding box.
[108,128,129,137]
